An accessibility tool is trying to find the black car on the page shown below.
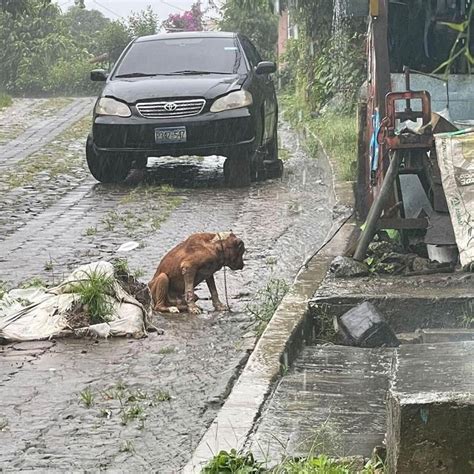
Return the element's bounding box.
[86,31,281,186]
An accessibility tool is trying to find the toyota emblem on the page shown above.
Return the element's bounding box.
[164,102,178,112]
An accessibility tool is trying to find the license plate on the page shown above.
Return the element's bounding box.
[155,127,187,144]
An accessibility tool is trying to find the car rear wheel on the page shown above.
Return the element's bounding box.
[223,155,251,187]
[86,135,131,183]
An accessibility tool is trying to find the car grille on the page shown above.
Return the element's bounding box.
[136,99,206,118]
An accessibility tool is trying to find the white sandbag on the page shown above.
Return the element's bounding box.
[435,129,474,269]
[0,261,149,342]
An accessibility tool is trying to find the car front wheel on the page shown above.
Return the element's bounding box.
[86,135,131,183]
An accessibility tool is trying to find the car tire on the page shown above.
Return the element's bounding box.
[223,155,251,187]
[250,149,266,182]
[86,135,131,183]
[264,127,283,179]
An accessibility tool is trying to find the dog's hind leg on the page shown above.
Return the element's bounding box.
[149,273,181,313]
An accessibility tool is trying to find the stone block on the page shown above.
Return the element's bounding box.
[386,342,474,473]
[337,301,399,347]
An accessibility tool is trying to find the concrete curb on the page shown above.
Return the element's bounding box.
[183,126,357,473]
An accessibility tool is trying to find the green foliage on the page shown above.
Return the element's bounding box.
[279,94,357,181]
[219,0,278,60]
[127,6,159,38]
[247,278,289,336]
[0,1,159,94]
[69,269,115,324]
[0,92,12,109]
[80,387,95,408]
[97,20,131,64]
[275,455,350,474]
[202,449,265,473]
[63,6,110,55]
[433,4,474,75]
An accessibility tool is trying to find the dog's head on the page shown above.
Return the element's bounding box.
[219,233,245,270]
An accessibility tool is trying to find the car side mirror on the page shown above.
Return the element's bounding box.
[255,61,276,75]
[90,69,108,81]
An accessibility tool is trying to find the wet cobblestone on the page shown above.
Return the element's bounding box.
[0,97,93,169]
[0,99,336,471]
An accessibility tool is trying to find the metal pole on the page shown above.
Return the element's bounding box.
[353,150,403,261]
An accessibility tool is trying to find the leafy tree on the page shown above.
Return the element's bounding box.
[63,6,111,55]
[219,0,278,60]
[0,0,79,93]
[127,5,160,37]
[162,2,203,32]
[96,20,131,64]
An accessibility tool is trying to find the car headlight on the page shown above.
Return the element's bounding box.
[95,97,131,117]
[210,90,253,113]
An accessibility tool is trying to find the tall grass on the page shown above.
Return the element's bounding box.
[70,269,115,324]
[0,92,12,110]
[279,94,357,181]
[307,114,357,181]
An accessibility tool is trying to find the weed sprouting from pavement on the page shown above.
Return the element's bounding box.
[458,301,474,328]
[99,382,171,427]
[84,226,98,236]
[158,346,175,355]
[99,408,112,419]
[203,449,265,473]
[313,304,338,344]
[120,404,146,425]
[247,279,289,336]
[153,390,171,403]
[119,440,136,454]
[80,387,95,408]
[0,417,8,431]
[69,269,115,324]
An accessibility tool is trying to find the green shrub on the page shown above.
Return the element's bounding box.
[203,449,265,473]
[0,92,12,109]
[69,269,115,324]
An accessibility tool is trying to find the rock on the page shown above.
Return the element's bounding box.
[337,301,400,348]
[386,342,474,473]
[330,256,369,278]
[411,256,434,273]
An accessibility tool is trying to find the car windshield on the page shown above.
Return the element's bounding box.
[113,37,247,78]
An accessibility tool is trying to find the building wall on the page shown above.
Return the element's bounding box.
[277,9,289,63]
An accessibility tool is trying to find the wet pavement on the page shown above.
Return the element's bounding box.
[251,345,394,463]
[0,99,335,471]
[0,97,93,169]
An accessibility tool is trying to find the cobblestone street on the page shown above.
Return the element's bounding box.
[0,99,336,471]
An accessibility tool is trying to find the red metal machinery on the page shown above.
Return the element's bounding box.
[354,0,471,259]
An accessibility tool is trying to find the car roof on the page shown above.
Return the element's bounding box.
[135,31,238,43]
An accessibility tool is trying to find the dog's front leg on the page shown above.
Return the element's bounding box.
[206,275,227,311]
[182,265,201,314]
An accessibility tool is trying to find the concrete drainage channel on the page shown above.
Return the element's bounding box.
[184,188,473,470]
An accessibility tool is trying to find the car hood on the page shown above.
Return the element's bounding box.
[102,74,245,103]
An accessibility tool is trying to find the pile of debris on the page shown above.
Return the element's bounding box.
[331,233,455,278]
[0,261,152,342]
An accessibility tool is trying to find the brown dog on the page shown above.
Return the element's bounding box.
[148,232,245,314]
